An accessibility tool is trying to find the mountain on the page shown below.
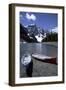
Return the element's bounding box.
[25,24,49,42]
[20,23,54,42]
[26,24,38,36]
[20,24,37,43]
[26,24,50,36]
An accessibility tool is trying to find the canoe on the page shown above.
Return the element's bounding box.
[32,53,57,64]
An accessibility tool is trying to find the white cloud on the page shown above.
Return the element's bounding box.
[51,27,58,33]
[26,13,36,21]
[52,27,58,32]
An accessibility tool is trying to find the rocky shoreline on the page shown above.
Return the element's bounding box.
[20,58,58,77]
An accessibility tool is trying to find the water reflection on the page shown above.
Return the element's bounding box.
[20,43,57,58]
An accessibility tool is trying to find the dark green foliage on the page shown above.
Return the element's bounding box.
[42,33,58,42]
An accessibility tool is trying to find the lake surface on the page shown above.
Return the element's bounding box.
[20,42,58,59]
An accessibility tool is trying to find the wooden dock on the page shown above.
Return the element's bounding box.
[32,53,57,65]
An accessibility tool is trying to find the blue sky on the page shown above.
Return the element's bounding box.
[20,12,58,30]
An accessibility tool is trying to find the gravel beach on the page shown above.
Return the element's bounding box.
[20,58,58,77]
